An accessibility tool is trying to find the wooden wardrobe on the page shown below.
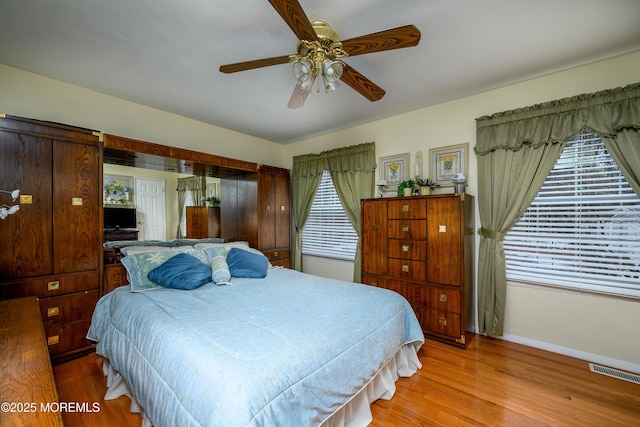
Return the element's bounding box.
[361,194,474,348]
[0,115,102,362]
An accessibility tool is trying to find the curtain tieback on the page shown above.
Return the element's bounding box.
[478,227,505,242]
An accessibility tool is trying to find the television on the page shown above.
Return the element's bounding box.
[104,207,137,230]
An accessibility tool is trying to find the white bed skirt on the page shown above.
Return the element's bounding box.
[101,343,422,427]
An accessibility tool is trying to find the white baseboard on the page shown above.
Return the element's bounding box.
[499,333,640,375]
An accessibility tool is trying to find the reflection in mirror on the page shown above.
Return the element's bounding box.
[103,163,220,241]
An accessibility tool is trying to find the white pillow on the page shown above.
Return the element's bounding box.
[120,245,193,256]
[193,241,249,250]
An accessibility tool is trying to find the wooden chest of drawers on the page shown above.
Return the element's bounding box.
[0,271,99,362]
[361,194,474,348]
[0,297,64,426]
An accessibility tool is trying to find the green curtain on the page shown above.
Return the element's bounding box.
[475,81,640,337]
[597,84,640,195]
[291,154,324,271]
[326,143,376,282]
[176,176,206,237]
[291,142,376,280]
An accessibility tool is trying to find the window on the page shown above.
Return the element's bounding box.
[504,130,640,298]
[301,171,358,261]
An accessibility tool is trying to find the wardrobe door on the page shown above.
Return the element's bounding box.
[361,199,387,276]
[52,140,100,274]
[0,131,53,279]
[426,196,463,286]
[274,171,290,250]
[258,171,276,250]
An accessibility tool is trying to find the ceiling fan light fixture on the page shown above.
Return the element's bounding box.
[292,58,313,82]
[324,79,341,93]
[323,59,343,82]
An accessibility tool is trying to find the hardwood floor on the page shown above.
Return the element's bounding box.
[53,335,639,426]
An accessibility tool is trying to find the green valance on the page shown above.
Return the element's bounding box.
[475,82,640,155]
[292,141,376,179]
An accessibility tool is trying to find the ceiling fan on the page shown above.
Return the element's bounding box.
[219,0,421,108]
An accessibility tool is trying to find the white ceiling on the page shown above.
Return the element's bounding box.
[1,0,639,144]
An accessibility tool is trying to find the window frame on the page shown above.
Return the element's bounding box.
[504,130,640,299]
[301,171,359,261]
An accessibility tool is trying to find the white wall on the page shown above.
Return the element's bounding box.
[284,51,640,371]
[0,64,288,168]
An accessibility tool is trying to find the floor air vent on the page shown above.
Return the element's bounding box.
[588,363,640,385]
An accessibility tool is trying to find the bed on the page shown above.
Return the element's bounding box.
[88,243,425,426]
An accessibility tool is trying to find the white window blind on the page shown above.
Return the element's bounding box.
[301,171,358,261]
[504,130,640,298]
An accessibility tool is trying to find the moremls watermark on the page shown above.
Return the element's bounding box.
[1,401,101,413]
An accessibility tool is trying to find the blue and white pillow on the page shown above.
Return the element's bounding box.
[210,254,232,285]
[121,249,209,292]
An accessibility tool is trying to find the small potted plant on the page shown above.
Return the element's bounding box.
[207,196,221,207]
[415,178,440,195]
[397,179,416,197]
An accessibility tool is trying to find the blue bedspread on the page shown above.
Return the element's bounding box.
[88,268,424,426]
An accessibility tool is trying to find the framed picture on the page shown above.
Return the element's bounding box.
[429,143,468,187]
[379,153,410,193]
[103,175,133,205]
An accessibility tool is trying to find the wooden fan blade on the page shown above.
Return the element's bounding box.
[268,0,318,42]
[219,55,291,73]
[341,24,421,57]
[340,63,385,102]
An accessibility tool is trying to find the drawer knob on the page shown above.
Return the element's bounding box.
[47,335,60,346]
[402,225,409,232]
[439,318,448,327]
[439,293,448,303]
[402,265,409,273]
[402,205,409,212]
[47,281,60,291]
[402,245,410,252]
[47,307,60,317]
[273,251,278,258]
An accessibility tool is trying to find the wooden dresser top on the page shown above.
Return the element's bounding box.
[0,297,64,426]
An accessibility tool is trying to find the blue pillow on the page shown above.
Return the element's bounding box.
[226,247,268,278]
[147,253,212,290]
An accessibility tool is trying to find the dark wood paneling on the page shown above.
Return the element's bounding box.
[0,131,53,279]
[53,140,101,273]
[259,172,276,249]
[274,172,291,249]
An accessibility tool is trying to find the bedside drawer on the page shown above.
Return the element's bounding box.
[39,290,99,328]
[263,249,290,262]
[388,199,426,219]
[0,270,99,299]
[388,220,426,239]
[387,258,426,281]
[45,320,94,356]
[387,239,426,260]
[104,263,129,293]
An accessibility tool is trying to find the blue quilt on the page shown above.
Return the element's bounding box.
[88,268,424,426]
